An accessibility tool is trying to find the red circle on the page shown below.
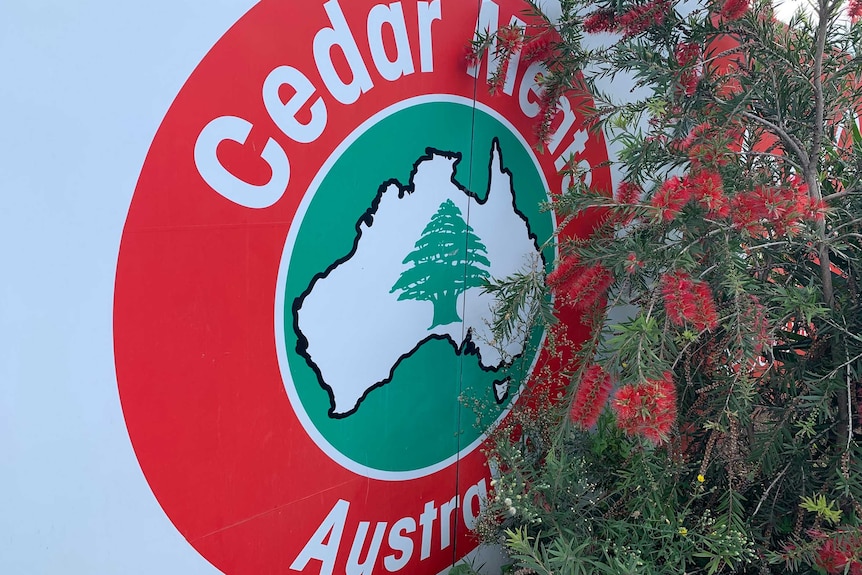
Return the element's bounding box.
[114,1,610,573]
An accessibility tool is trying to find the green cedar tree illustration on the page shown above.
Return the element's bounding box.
[390,199,491,329]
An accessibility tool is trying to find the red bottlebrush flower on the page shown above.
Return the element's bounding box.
[488,72,506,94]
[624,252,644,274]
[534,83,565,146]
[645,373,677,443]
[689,171,729,218]
[674,43,702,97]
[806,197,828,223]
[617,0,670,37]
[563,263,614,311]
[614,181,643,225]
[465,43,481,67]
[730,186,769,234]
[814,534,862,574]
[496,25,524,52]
[644,133,668,145]
[486,25,522,94]
[583,9,617,34]
[675,42,701,66]
[720,0,749,20]
[570,365,613,428]
[523,35,554,63]
[850,0,862,21]
[616,181,642,205]
[548,256,613,311]
[546,254,580,289]
[786,174,827,223]
[661,272,719,331]
[816,542,844,574]
[731,178,823,236]
[725,125,745,144]
[679,122,712,151]
[789,173,809,199]
[690,282,719,331]
[612,372,677,444]
[611,384,639,421]
[688,143,730,169]
[661,271,697,326]
[679,70,700,97]
[650,176,693,221]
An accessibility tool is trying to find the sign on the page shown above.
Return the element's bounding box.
[113,0,610,573]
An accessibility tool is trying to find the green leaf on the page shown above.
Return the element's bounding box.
[799,495,843,525]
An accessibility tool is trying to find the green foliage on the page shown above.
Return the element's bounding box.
[800,495,843,525]
[449,563,481,575]
[470,0,862,573]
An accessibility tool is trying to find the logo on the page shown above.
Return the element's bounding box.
[114,1,610,574]
[283,98,551,479]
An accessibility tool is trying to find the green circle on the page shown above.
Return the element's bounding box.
[284,101,553,473]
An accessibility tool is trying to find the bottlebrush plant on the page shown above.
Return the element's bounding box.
[466,0,862,573]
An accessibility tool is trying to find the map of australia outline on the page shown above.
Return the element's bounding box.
[294,138,542,417]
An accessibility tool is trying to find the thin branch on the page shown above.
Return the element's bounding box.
[822,188,862,203]
[830,218,862,232]
[740,110,810,169]
[752,463,791,518]
[847,350,854,452]
[810,0,829,165]
[809,350,862,380]
[744,151,805,172]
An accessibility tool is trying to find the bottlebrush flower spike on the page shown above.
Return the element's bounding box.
[719,0,749,20]
[488,73,506,94]
[675,42,701,66]
[546,254,580,289]
[661,272,719,331]
[731,180,824,236]
[679,69,700,97]
[612,372,678,444]
[661,272,697,326]
[534,83,564,147]
[616,181,642,205]
[690,282,719,331]
[689,171,729,218]
[806,197,828,223]
[645,372,678,443]
[679,122,712,151]
[464,43,482,67]
[674,42,702,97]
[617,0,671,37]
[850,0,862,21]
[523,35,554,63]
[614,181,643,225]
[496,25,524,52]
[583,9,617,34]
[570,365,613,428]
[563,263,614,311]
[548,256,613,311]
[612,384,639,421]
[814,533,862,575]
[624,252,644,274]
[730,186,769,234]
[651,176,693,221]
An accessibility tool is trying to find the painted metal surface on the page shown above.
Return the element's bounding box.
[1,1,608,573]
